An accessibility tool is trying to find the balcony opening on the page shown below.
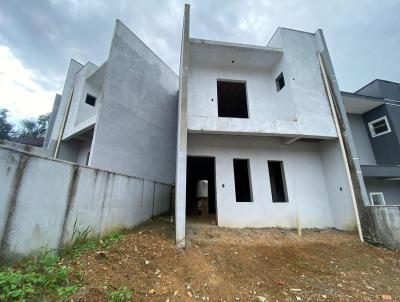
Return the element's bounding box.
[217,80,248,118]
[233,159,252,202]
[268,161,288,202]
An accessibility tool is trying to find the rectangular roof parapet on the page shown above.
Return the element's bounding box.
[355,79,400,94]
[189,38,283,53]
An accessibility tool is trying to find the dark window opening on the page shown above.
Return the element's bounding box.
[233,159,252,202]
[85,94,96,106]
[275,72,285,92]
[371,119,388,135]
[217,81,248,118]
[268,161,288,202]
[186,157,216,218]
[86,152,90,165]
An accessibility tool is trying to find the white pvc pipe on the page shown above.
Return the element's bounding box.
[317,53,364,243]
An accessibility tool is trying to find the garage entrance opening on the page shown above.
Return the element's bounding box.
[186,156,216,223]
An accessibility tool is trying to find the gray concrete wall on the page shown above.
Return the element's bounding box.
[364,178,400,205]
[318,140,358,230]
[0,146,171,261]
[386,103,400,150]
[187,134,356,230]
[76,139,92,166]
[377,80,400,101]
[347,114,376,165]
[0,140,48,157]
[357,80,400,101]
[356,80,382,98]
[364,206,400,249]
[90,20,178,184]
[58,139,81,163]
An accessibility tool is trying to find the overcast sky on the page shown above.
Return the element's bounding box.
[0,0,399,122]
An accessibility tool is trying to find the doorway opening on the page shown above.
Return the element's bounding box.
[186,156,216,224]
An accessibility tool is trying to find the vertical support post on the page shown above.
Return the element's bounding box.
[175,4,190,248]
[54,88,74,159]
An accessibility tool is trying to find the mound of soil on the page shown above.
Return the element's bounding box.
[69,218,400,302]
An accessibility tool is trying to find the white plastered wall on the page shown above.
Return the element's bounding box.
[187,134,356,230]
[347,114,376,165]
[62,62,99,139]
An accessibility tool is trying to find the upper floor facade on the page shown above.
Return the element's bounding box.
[186,28,337,139]
[343,80,400,166]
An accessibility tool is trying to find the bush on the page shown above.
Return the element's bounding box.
[0,249,78,301]
[107,286,133,302]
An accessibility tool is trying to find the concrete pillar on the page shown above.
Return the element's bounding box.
[175,4,190,248]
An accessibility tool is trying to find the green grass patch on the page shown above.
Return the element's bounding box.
[0,230,126,301]
[0,249,78,301]
[63,230,125,258]
[107,286,133,302]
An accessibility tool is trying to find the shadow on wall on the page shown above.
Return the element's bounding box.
[0,146,172,262]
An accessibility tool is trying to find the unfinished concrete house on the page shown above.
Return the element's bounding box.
[3,5,400,260]
[175,5,362,246]
[45,20,178,185]
[0,20,178,260]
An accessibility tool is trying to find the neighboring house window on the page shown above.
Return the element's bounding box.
[370,192,385,205]
[275,72,285,92]
[233,159,252,202]
[368,116,391,137]
[268,161,288,202]
[85,94,97,106]
[217,80,249,118]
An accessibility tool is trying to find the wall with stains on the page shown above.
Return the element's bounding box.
[0,146,172,261]
[364,206,400,249]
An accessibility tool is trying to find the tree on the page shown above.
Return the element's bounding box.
[18,112,51,138]
[37,112,51,136]
[0,108,14,140]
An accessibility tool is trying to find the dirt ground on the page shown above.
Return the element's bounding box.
[69,217,400,302]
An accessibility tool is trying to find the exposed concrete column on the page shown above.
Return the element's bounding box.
[175,4,190,248]
[43,94,61,149]
[315,29,369,239]
[46,60,82,157]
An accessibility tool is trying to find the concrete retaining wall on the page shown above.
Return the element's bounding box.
[0,140,48,157]
[0,146,172,261]
[364,206,400,249]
